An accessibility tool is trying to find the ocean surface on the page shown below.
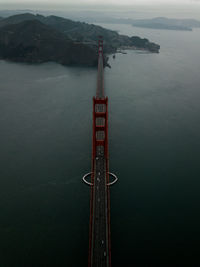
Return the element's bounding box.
[0,23,200,266]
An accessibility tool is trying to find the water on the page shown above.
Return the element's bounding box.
[1,23,200,266]
[0,63,95,266]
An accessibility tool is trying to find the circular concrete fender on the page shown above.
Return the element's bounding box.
[107,172,118,186]
[82,172,93,186]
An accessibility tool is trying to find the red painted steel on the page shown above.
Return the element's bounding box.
[88,172,94,267]
[98,36,103,57]
[92,97,108,159]
[95,112,106,118]
[88,37,111,267]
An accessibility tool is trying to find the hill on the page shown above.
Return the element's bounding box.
[131,17,200,31]
[0,20,98,66]
[0,13,160,53]
[0,13,160,66]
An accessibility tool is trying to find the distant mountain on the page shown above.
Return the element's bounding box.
[85,16,200,32]
[131,17,200,31]
[0,13,160,67]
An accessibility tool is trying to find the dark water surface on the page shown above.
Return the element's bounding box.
[0,24,200,266]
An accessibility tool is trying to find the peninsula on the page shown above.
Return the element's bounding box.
[0,13,160,67]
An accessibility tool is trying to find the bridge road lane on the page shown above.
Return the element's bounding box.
[92,154,108,266]
[91,52,110,266]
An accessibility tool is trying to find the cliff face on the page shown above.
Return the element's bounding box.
[0,20,98,67]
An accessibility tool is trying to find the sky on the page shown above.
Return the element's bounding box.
[0,0,200,4]
[77,0,199,3]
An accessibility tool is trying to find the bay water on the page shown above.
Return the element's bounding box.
[0,23,200,266]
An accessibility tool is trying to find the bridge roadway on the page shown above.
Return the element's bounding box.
[91,148,109,266]
[90,46,110,267]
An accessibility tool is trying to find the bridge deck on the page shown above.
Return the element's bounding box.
[89,38,110,267]
[91,149,109,266]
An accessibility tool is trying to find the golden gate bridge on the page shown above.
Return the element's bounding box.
[82,36,118,267]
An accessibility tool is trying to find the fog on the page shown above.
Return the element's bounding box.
[1,0,200,5]
[0,0,200,20]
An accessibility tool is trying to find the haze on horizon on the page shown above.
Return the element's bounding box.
[0,0,200,5]
[1,0,200,20]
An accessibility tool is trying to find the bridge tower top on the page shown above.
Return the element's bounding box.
[98,36,103,56]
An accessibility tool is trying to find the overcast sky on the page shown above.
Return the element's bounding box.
[79,0,198,3]
[0,0,200,4]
